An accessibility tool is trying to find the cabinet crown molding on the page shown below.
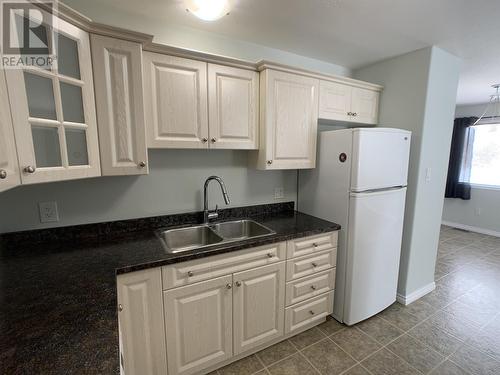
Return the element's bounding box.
[36,2,154,45]
[257,61,383,92]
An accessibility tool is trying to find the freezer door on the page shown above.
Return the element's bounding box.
[351,128,411,192]
[343,187,407,325]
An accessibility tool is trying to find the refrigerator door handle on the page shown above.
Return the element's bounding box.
[351,186,406,195]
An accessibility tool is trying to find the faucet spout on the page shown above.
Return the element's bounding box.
[203,176,230,223]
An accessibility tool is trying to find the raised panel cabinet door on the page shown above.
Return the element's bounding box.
[350,87,379,124]
[117,268,167,375]
[233,262,286,355]
[5,12,100,184]
[208,64,259,149]
[318,80,352,121]
[91,35,148,176]
[143,52,209,149]
[259,69,319,170]
[164,275,233,375]
[0,69,20,192]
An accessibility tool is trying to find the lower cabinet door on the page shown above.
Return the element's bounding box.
[117,268,167,375]
[164,275,233,375]
[233,262,286,355]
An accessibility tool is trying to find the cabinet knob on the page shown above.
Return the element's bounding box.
[138,161,146,168]
[24,166,36,174]
[118,304,123,312]
[235,281,242,287]
[312,243,318,248]
[226,283,232,290]
[211,138,217,143]
[202,138,208,143]
[266,160,273,165]
[353,112,358,117]
[311,262,318,268]
[310,285,317,290]
[0,169,6,179]
[267,253,274,258]
[347,112,352,116]
[187,271,194,277]
[309,310,315,315]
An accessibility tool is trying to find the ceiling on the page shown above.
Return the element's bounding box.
[69,0,500,105]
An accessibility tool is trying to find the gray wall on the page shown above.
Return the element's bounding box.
[63,0,351,77]
[0,150,297,233]
[354,47,461,298]
[442,103,500,234]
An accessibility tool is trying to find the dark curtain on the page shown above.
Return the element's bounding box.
[445,117,477,200]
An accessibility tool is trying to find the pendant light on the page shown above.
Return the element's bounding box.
[474,84,500,125]
[184,0,232,21]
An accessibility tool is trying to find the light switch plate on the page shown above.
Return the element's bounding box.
[39,201,59,223]
[274,187,285,199]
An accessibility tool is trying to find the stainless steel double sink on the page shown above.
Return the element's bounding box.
[157,219,276,254]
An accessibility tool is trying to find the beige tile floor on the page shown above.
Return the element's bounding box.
[214,226,500,375]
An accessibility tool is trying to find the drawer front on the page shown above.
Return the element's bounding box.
[285,268,336,306]
[285,291,334,334]
[286,249,337,281]
[162,241,286,289]
[287,231,338,259]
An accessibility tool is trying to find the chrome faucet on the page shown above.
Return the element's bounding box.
[203,176,230,224]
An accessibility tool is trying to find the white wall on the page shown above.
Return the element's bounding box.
[442,103,500,235]
[354,46,461,298]
[0,150,297,233]
[62,0,351,77]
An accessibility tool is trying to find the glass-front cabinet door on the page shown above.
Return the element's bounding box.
[5,11,100,184]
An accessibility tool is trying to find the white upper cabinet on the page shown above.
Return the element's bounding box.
[208,64,259,149]
[319,80,352,122]
[5,13,100,184]
[143,52,209,149]
[319,80,380,125]
[251,69,319,170]
[0,70,20,192]
[351,86,379,124]
[91,35,148,176]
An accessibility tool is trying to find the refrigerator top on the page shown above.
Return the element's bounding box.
[321,127,412,136]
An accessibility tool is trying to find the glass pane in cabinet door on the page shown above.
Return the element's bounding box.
[65,128,88,166]
[60,82,85,123]
[32,126,62,167]
[14,16,50,60]
[24,72,57,119]
[55,33,80,79]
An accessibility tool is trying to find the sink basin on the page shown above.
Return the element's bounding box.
[210,220,275,241]
[158,225,223,253]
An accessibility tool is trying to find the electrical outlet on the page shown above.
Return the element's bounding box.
[39,201,59,223]
[425,167,432,182]
[274,187,284,199]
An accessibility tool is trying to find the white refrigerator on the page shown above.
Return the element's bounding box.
[298,128,411,325]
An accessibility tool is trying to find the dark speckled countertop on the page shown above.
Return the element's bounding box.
[0,203,340,374]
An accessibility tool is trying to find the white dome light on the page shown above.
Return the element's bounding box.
[185,0,232,21]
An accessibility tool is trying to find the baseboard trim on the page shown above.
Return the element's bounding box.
[442,220,500,238]
[396,282,435,305]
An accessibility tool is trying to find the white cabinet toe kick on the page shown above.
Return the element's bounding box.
[117,230,338,375]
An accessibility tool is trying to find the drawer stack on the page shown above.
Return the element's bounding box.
[284,231,338,334]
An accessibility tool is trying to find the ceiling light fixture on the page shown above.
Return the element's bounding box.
[474,84,500,125]
[184,0,232,21]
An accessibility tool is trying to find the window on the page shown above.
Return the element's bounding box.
[461,123,500,187]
